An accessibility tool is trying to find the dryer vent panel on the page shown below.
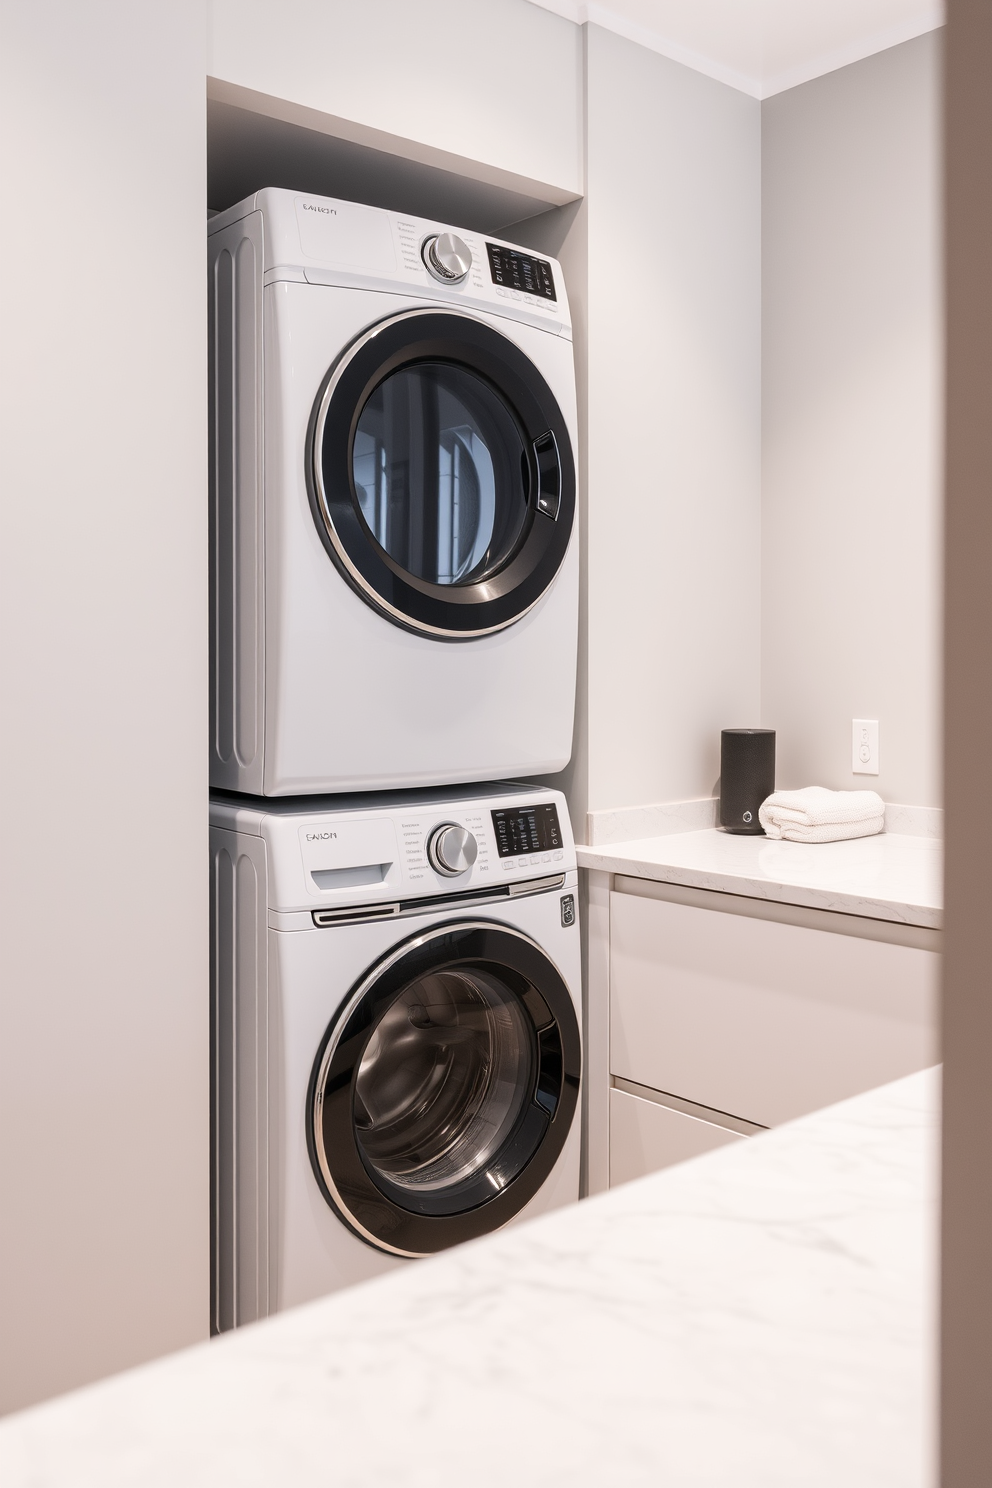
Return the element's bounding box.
[209,211,264,791]
[210,826,271,1333]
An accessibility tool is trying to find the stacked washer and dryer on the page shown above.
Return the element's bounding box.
[208,188,581,1331]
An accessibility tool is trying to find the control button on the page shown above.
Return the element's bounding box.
[428,823,479,877]
[541,852,551,863]
[553,850,563,860]
[421,232,472,284]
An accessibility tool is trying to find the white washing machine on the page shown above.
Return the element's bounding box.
[210,783,581,1329]
[208,189,578,795]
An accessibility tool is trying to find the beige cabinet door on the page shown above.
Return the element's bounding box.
[610,891,939,1128]
[609,1086,744,1188]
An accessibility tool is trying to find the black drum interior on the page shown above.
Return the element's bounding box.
[307,921,580,1256]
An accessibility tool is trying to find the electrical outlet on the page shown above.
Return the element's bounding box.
[852,719,879,775]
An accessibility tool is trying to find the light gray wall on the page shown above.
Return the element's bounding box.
[583,26,762,817]
[338,17,763,832]
[762,32,943,805]
[207,0,584,195]
[0,2,209,1413]
[0,2,944,1417]
[501,196,591,825]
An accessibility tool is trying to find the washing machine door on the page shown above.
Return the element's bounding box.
[307,309,576,638]
[307,920,581,1256]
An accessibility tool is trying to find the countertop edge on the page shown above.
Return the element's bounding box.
[0,1069,941,1488]
[576,835,943,930]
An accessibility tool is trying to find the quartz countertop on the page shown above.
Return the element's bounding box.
[578,828,943,928]
[0,1068,939,1487]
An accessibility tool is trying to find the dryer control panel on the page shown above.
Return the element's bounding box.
[486,243,556,301]
[207,188,572,340]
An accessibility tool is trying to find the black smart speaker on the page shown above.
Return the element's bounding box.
[720,729,775,835]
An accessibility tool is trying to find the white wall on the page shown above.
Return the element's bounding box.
[762,33,943,806]
[0,3,209,1413]
[582,26,762,819]
[207,0,584,195]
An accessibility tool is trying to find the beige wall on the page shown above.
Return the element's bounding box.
[207,0,584,195]
[762,33,943,806]
[0,2,209,1412]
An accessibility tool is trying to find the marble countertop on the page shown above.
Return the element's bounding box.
[0,1068,939,1487]
[578,828,943,928]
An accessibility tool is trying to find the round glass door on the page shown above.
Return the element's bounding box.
[352,362,529,588]
[308,310,575,639]
[307,921,581,1256]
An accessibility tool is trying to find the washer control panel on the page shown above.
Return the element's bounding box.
[400,806,493,887]
[213,787,576,912]
[491,801,565,874]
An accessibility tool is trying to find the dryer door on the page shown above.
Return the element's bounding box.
[307,921,581,1256]
[307,309,575,638]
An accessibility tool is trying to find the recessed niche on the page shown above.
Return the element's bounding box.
[207,79,580,234]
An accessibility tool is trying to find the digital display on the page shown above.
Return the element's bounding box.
[486,243,557,302]
[491,803,563,858]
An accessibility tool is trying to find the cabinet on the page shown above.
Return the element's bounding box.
[608,1085,744,1187]
[584,872,940,1194]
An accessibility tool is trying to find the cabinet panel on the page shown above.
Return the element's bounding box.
[610,891,939,1128]
[609,1086,743,1187]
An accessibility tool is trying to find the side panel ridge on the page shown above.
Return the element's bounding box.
[210,826,269,1331]
[208,212,264,788]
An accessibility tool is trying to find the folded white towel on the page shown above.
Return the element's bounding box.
[758,786,885,843]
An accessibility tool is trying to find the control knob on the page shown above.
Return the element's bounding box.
[427,822,478,877]
[422,232,472,284]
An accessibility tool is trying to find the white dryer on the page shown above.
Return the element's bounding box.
[210,783,581,1328]
[208,189,578,795]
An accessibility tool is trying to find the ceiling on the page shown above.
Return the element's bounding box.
[530,0,943,97]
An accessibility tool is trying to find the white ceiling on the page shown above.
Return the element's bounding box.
[530,0,944,98]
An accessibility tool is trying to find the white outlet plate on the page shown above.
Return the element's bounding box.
[852,718,879,775]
